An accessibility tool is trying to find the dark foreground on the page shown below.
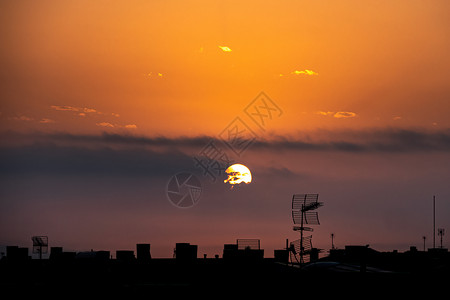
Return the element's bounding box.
[1,257,448,298]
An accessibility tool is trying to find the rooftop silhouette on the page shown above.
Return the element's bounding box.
[1,239,448,297]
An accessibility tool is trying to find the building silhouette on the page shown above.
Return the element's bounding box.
[174,243,197,262]
[116,250,135,262]
[136,244,151,262]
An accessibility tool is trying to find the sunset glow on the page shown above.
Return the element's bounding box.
[1,0,449,259]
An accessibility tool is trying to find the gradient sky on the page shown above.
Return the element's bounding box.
[1,0,450,258]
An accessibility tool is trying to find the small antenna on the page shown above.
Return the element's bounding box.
[422,236,426,251]
[433,195,436,248]
[331,233,335,250]
[438,229,445,249]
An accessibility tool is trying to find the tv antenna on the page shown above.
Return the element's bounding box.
[291,194,323,265]
[438,228,445,249]
[433,196,436,248]
[32,236,48,260]
[331,233,335,250]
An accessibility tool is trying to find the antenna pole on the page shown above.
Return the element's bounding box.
[433,195,436,249]
[331,233,335,250]
[300,203,304,265]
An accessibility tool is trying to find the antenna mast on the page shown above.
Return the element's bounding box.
[433,195,436,248]
[331,233,335,250]
[438,229,445,249]
[291,194,323,265]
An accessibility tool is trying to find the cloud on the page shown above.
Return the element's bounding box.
[96,122,137,129]
[50,105,79,112]
[218,46,232,52]
[279,69,319,77]
[291,69,319,76]
[39,118,55,124]
[96,122,115,128]
[11,115,34,121]
[3,128,450,153]
[146,72,163,77]
[82,108,97,113]
[9,115,56,124]
[51,105,95,113]
[333,111,357,118]
[0,143,192,177]
[51,105,119,118]
[316,111,334,116]
[316,111,357,118]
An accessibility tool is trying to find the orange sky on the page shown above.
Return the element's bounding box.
[1,1,450,257]
[2,0,450,136]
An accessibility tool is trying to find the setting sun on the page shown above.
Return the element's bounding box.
[224,164,252,187]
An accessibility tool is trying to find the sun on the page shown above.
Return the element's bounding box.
[224,164,252,187]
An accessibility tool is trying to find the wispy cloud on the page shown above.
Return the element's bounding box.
[0,139,191,177]
[51,105,97,114]
[39,118,55,124]
[9,115,56,124]
[51,105,120,118]
[83,108,97,113]
[317,111,357,119]
[96,122,115,128]
[96,122,137,129]
[333,111,357,118]
[316,111,334,116]
[145,72,163,78]
[5,128,450,153]
[292,69,318,76]
[50,105,79,112]
[218,46,232,52]
[279,69,319,77]
[10,115,34,121]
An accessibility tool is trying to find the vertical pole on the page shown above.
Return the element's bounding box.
[300,203,304,265]
[331,233,335,250]
[433,195,436,249]
[423,236,426,252]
